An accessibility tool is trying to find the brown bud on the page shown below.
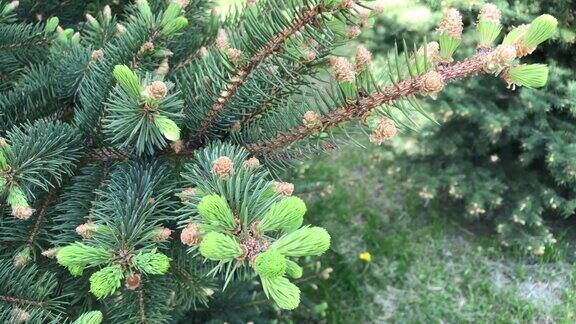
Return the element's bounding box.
[330,57,355,83]
[424,41,439,62]
[493,44,517,64]
[144,81,167,100]
[355,45,372,73]
[357,7,371,19]
[116,23,126,34]
[507,24,531,56]
[156,59,170,76]
[154,227,172,242]
[374,0,385,14]
[212,156,234,178]
[11,307,29,323]
[369,117,397,145]
[13,252,31,268]
[85,13,96,24]
[75,222,94,239]
[179,187,196,202]
[91,49,104,61]
[231,121,241,132]
[272,181,294,197]
[478,3,501,24]
[180,223,202,246]
[215,29,229,51]
[304,49,316,62]
[303,111,322,129]
[103,5,112,19]
[532,246,545,256]
[177,0,189,8]
[514,39,535,58]
[140,41,155,53]
[170,140,185,154]
[199,46,209,58]
[320,267,333,280]
[341,0,355,9]
[347,25,361,39]
[41,248,59,258]
[419,70,444,94]
[483,44,517,74]
[227,48,243,65]
[12,206,34,220]
[501,68,515,89]
[125,273,141,290]
[438,8,463,39]
[243,157,260,170]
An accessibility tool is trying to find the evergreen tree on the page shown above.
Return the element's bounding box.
[0,0,556,322]
[390,0,574,255]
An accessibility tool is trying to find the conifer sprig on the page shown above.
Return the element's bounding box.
[0,260,67,322]
[194,4,326,143]
[244,51,490,155]
[242,10,556,158]
[179,143,331,309]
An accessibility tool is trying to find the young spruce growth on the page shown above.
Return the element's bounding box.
[0,0,555,322]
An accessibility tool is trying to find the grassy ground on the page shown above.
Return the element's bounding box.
[294,144,576,323]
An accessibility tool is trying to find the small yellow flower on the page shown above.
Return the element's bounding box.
[359,251,372,262]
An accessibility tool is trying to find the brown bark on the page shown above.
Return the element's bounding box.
[27,191,56,246]
[0,295,44,307]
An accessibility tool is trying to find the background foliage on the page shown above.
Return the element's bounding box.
[376,0,576,254]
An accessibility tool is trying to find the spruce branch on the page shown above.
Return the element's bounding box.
[0,294,44,307]
[179,143,331,309]
[0,38,47,51]
[136,284,147,323]
[245,51,490,155]
[0,22,50,51]
[194,3,328,143]
[86,163,111,223]
[26,190,56,247]
[51,163,111,246]
[85,147,130,162]
[0,261,66,322]
[235,62,313,131]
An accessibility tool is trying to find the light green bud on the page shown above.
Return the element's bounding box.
[271,226,331,257]
[197,195,236,229]
[133,251,171,274]
[198,232,243,261]
[72,311,103,324]
[254,249,287,278]
[89,265,123,299]
[154,115,181,141]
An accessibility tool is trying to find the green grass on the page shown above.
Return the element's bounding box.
[293,144,576,323]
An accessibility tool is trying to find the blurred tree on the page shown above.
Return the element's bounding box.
[387,0,576,254]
